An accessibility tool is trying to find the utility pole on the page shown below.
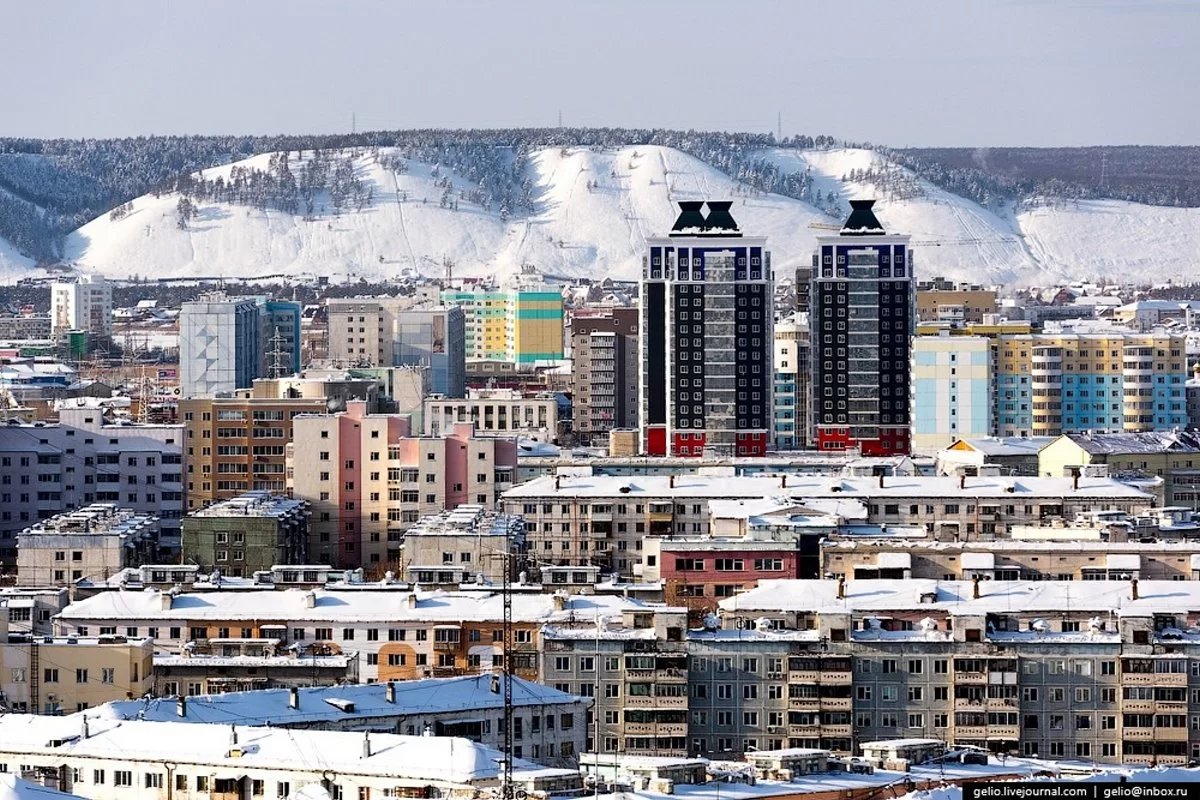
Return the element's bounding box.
[352,112,356,134]
[558,109,562,128]
[502,546,513,800]
[777,111,782,142]
[268,327,288,380]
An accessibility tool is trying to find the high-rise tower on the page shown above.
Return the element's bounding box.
[811,200,914,455]
[640,201,773,457]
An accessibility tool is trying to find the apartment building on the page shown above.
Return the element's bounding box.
[936,436,1056,477]
[0,716,581,800]
[915,279,998,324]
[441,285,564,366]
[290,401,517,568]
[51,275,112,339]
[640,201,774,457]
[181,492,309,576]
[401,505,525,587]
[570,307,638,446]
[326,299,466,396]
[16,505,159,586]
[501,473,1154,577]
[424,388,560,441]
[153,649,355,694]
[0,402,183,563]
[180,390,329,509]
[104,675,588,768]
[811,200,913,455]
[994,333,1188,437]
[1039,431,1200,508]
[541,607,690,756]
[0,314,51,341]
[773,313,811,450]
[821,529,1200,581]
[910,335,992,454]
[54,586,647,685]
[0,607,152,714]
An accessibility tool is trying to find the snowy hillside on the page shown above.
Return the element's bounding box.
[61,145,1200,286]
[0,234,33,279]
[64,146,827,284]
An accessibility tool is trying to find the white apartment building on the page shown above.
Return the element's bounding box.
[16,505,159,586]
[0,402,184,563]
[54,587,649,684]
[51,275,112,338]
[424,388,560,441]
[501,473,1155,576]
[0,715,581,800]
[401,505,525,587]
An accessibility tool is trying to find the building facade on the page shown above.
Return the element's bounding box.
[915,279,997,324]
[424,388,560,441]
[180,391,330,509]
[994,333,1188,438]
[290,401,517,568]
[570,307,638,446]
[910,335,992,454]
[17,505,159,586]
[401,505,524,587]
[640,201,773,458]
[51,275,112,339]
[178,296,262,398]
[181,492,309,576]
[773,313,811,450]
[811,200,914,456]
[0,404,183,563]
[441,286,564,366]
[326,300,465,396]
[1038,431,1200,508]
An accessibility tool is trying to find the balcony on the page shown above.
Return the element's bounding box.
[986,698,1017,710]
[655,723,687,736]
[789,671,821,684]
[954,698,987,711]
[652,696,688,709]
[1123,672,1187,686]
[954,672,987,684]
[789,698,821,709]
[819,697,852,710]
[789,724,821,737]
[987,725,1020,740]
[954,726,989,739]
[625,723,654,735]
[1155,727,1190,741]
[821,724,853,738]
[1122,700,1154,713]
[1122,728,1153,741]
[433,640,461,651]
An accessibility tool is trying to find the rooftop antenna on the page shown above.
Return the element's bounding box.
[777,110,782,142]
[352,112,356,134]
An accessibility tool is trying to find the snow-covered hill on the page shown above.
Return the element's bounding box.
[0,234,33,279]
[61,146,1200,287]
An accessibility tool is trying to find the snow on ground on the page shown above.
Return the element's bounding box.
[760,147,1047,286]
[60,145,1200,287]
[0,233,34,281]
[1017,198,1200,285]
[64,146,827,284]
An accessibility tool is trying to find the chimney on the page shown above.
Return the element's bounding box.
[289,686,300,710]
[552,592,566,611]
[176,696,187,718]
[230,725,238,747]
[669,475,675,489]
[972,575,981,600]
[385,680,396,704]
[1071,467,1080,492]
[491,674,501,694]
[554,475,560,491]
[406,592,418,609]
[836,575,846,599]
[160,591,172,611]
[362,732,371,759]
[959,474,966,491]
[1131,578,1139,601]
[781,475,787,489]
[878,473,885,489]
[302,590,316,609]
[81,716,90,740]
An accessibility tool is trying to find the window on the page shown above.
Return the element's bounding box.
[114,771,133,787]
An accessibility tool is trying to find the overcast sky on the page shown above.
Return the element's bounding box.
[2,0,1194,146]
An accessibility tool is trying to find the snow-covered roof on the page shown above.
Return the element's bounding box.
[959,552,995,570]
[100,674,585,726]
[504,474,1153,501]
[58,586,647,623]
[1062,430,1200,455]
[720,578,1200,618]
[946,436,1057,457]
[0,715,566,787]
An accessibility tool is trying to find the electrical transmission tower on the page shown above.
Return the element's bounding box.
[268,327,288,379]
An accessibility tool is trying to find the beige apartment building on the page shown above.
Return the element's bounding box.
[425,387,561,441]
[16,506,159,586]
[0,607,152,714]
[400,505,525,586]
[915,279,998,323]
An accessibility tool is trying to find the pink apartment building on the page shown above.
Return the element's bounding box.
[290,401,518,569]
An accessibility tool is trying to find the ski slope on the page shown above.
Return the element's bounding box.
[0,234,33,280]
[61,145,1200,287]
